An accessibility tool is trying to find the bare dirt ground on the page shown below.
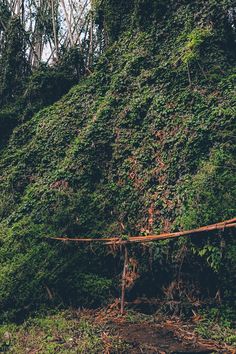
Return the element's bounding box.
[89,300,235,353]
[113,322,216,353]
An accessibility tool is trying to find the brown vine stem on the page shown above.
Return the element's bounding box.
[121,246,128,315]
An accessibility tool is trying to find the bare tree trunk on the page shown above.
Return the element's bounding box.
[21,0,24,23]
[73,0,89,45]
[16,0,21,16]
[61,0,74,46]
[88,11,94,68]
[2,0,92,67]
[51,0,59,60]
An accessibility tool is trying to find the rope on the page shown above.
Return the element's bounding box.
[49,217,236,245]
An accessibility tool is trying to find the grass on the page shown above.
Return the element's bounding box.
[1,306,235,353]
[0,311,129,353]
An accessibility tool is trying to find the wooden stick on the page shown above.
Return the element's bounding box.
[49,218,236,245]
[121,246,128,315]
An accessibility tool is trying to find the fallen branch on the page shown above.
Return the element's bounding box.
[49,218,236,245]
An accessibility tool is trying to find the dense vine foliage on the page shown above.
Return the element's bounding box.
[0,0,235,322]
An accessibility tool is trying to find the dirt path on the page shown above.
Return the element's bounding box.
[114,322,214,353]
[92,304,233,353]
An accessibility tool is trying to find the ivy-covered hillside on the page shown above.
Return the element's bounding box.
[0,0,235,322]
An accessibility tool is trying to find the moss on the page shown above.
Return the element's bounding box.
[180,27,213,65]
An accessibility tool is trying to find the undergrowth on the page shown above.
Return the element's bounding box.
[195,307,236,346]
[0,311,129,353]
